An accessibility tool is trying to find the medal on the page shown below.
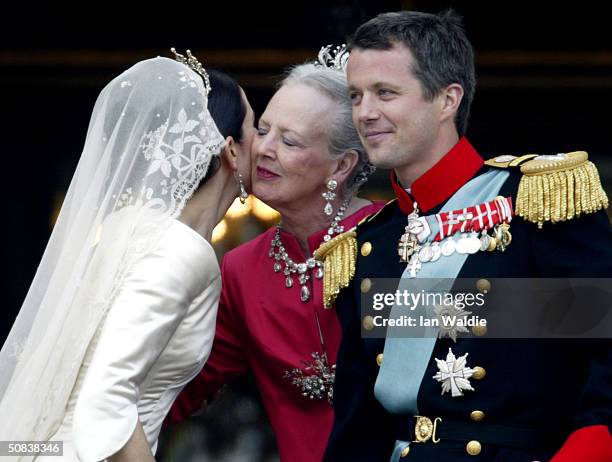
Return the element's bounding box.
[398,203,422,263]
[407,218,425,235]
[433,348,475,397]
[430,242,442,262]
[466,233,481,254]
[441,238,456,256]
[494,223,512,252]
[407,254,422,278]
[418,244,433,263]
[398,233,419,262]
[456,233,470,254]
[400,197,514,269]
[487,236,497,251]
[479,233,491,252]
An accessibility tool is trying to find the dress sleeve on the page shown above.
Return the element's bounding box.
[167,254,249,425]
[72,221,218,462]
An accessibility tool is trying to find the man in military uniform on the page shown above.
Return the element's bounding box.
[320,10,612,462]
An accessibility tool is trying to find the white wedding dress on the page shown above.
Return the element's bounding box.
[0,57,227,462]
[38,219,220,461]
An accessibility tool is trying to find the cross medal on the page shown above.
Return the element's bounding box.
[397,203,423,275]
[406,255,422,277]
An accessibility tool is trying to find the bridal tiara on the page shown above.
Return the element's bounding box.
[170,47,211,95]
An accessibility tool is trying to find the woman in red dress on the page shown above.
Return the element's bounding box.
[168,56,383,462]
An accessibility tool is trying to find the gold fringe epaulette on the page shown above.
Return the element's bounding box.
[484,154,538,168]
[313,230,357,309]
[515,151,609,228]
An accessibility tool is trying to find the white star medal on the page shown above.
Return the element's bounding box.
[433,348,475,397]
[433,304,472,342]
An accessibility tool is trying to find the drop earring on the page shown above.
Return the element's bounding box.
[322,179,337,216]
[235,173,248,204]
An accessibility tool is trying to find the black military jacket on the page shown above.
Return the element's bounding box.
[324,139,612,462]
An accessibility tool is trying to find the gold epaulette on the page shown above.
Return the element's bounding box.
[514,151,609,227]
[484,154,539,169]
[313,230,357,309]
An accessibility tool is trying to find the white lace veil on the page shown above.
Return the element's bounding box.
[0,56,225,440]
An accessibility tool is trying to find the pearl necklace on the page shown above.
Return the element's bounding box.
[269,198,350,303]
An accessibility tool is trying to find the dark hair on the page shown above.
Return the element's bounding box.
[199,69,247,183]
[207,69,246,142]
[349,9,475,136]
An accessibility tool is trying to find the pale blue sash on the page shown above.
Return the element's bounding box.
[372,170,510,461]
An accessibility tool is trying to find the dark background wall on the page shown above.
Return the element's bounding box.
[1,1,611,459]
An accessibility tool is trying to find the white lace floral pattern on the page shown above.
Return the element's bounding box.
[0,58,226,442]
[115,70,225,217]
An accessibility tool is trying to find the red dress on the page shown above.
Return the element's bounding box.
[168,202,384,462]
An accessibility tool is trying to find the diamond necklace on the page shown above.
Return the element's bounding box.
[269,198,351,303]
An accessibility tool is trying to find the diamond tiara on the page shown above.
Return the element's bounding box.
[316,44,349,72]
[170,47,211,95]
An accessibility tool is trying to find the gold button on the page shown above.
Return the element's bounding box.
[360,278,372,293]
[363,315,375,331]
[400,446,410,457]
[471,325,487,337]
[476,278,491,293]
[376,353,383,366]
[470,410,485,422]
[361,241,373,256]
[472,366,486,380]
[466,440,482,456]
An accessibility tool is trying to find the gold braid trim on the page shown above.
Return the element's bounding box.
[516,151,609,228]
[313,230,357,309]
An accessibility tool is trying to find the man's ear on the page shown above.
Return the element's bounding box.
[331,149,359,184]
[439,83,464,124]
[221,136,239,172]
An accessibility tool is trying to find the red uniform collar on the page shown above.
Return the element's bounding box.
[391,137,484,214]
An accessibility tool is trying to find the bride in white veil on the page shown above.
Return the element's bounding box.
[0,52,255,461]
